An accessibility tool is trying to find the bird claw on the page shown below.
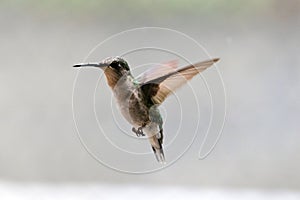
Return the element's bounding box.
[132,127,145,137]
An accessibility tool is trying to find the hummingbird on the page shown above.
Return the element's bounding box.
[73,56,219,163]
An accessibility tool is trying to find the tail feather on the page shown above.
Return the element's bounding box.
[149,129,165,164]
[152,146,165,164]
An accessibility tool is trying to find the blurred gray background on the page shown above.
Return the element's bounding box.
[0,0,300,192]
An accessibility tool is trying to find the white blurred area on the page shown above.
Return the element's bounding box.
[0,0,300,199]
[1,182,300,200]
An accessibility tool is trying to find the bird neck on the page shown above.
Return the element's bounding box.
[104,69,133,89]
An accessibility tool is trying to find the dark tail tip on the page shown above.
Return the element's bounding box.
[152,147,166,164]
[212,58,220,63]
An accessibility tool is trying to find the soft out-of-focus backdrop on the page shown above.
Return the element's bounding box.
[1,0,300,199]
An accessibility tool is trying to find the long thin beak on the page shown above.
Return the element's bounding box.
[73,62,108,68]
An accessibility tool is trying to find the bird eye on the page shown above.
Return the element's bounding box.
[110,61,120,69]
[109,60,129,71]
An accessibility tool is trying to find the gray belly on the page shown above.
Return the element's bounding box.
[128,95,150,126]
[114,87,150,127]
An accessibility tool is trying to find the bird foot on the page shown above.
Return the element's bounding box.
[132,127,145,137]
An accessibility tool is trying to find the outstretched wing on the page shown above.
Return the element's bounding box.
[136,60,179,83]
[141,58,219,105]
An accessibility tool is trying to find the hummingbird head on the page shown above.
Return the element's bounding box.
[106,56,130,72]
[73,56,131,88]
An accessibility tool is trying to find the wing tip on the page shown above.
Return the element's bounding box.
[212,57,220,63]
